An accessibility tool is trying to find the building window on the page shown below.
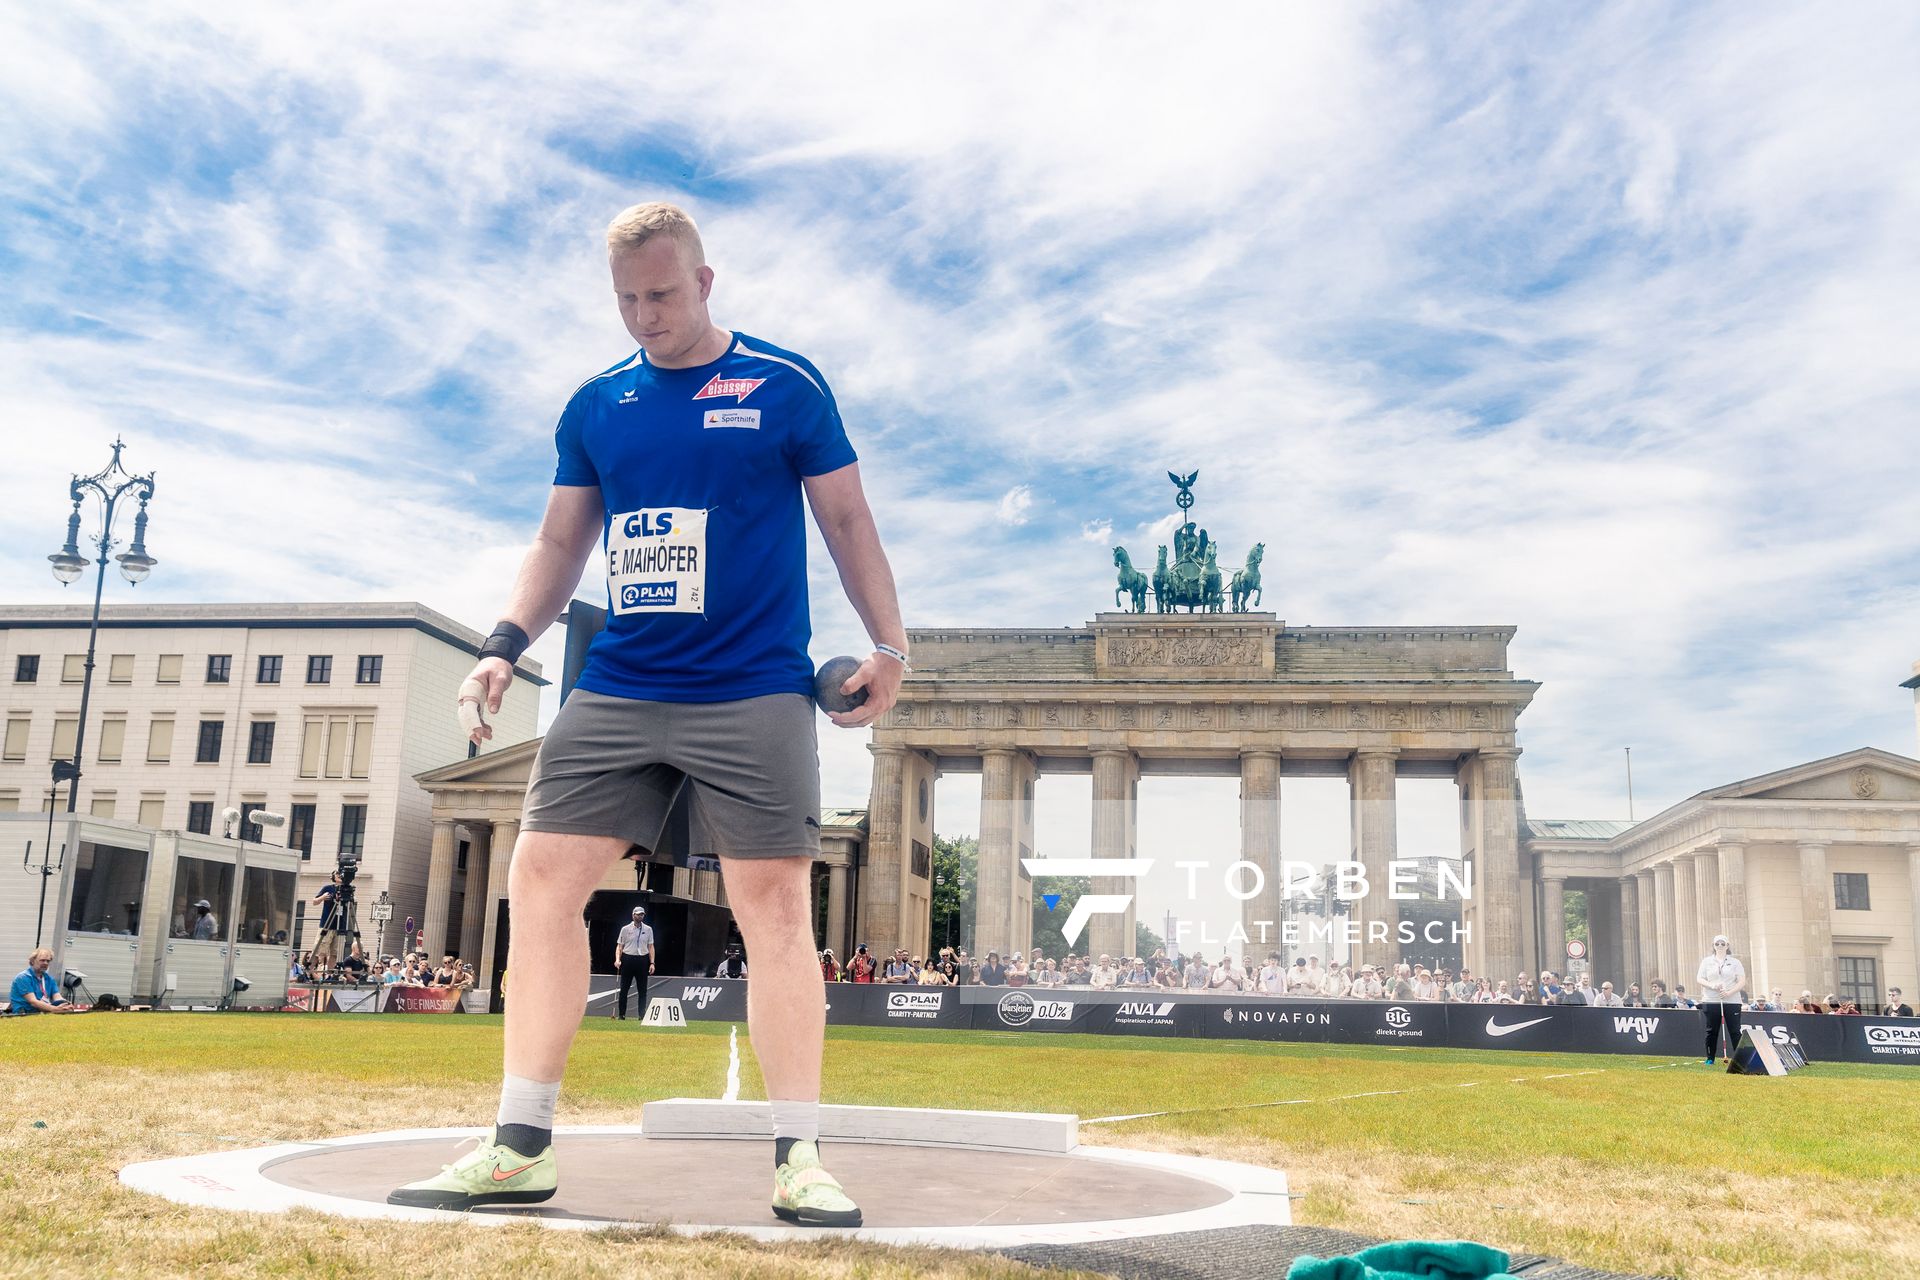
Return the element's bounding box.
[1838,956,1878,1010]
[196,720,224,764]
[52,717,78,762]
[356,655,383,684]
[89,794,115,818]
[338,803,367,856]
[258,654,282,684]
[98,717,126,763]
[107,654,134,683]
[156,654,182,684]
[1834,873,1871,911]
[146,717,175,763]
[3,717,27,763]
[247,720,275,764]
[238,802,265,843]
[138,796,165,827]
[207,654,232,684]
[289,803,316,860]
[293,899,307,949]
[63,654,86,682]
[457,838,470,872]
[306,655,332,684]
[13,655,38,683]
[186,800,214,835]
[301,713,374,780]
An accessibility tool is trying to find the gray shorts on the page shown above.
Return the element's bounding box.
[522,688,821,859]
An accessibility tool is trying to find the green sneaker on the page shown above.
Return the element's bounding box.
[772,1140,862,1227]
[386,1131,557,1210]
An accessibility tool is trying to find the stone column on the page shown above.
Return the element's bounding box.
[1239,750,1283,960]
[458,824,491,963]
[1652,861,1677,990]
[478,818,519,989]
[863,747,908,957]
[1089,748,1133,961]
[826,861,849,958]
[420,819,458,959]
[1799,842,1835,998]
[1693,849,1722,952]
[1634,870,1656,988]
[1716,841,1748,964]
[1672,853,1699,994]
[1541,875,1567,977]
[976,748,1019,959]
[1909,846,1920,998]
[1475,748,1523,984]
[1349,748,1400,973]
[1619,875,1642,990]
[692,862,721,905]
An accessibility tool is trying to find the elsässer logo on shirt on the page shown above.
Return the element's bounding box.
[692,374,766,403]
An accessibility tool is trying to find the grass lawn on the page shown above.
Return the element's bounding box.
[2,1014,1916,1279]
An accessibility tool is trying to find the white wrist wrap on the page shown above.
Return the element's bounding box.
[457,677,488,736]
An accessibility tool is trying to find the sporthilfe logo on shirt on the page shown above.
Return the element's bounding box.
[703,408,761,429]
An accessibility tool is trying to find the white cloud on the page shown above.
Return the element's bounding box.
[1080,519,1112,543]
[995,485,1034,526]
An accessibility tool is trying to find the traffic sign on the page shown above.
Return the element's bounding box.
[1566,939,1586,959]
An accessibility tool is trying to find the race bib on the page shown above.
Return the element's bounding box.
[607,507,707,616]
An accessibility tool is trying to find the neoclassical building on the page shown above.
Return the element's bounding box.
[1526,747,1920,1004]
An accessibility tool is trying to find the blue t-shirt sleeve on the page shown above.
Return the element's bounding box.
[785,362,858,478]
[10,971,36,1011]
[553,388,601,488]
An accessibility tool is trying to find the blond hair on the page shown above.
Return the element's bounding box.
[28,947,53,965]
[605,202,705,265]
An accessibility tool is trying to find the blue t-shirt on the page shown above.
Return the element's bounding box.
[9,968,60,1014]
[555,332,857,702]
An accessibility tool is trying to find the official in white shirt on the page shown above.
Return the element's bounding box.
[612,906,656,1020]
[1695,934,1747,1064]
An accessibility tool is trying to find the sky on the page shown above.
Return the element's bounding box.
[4,3,1917,946]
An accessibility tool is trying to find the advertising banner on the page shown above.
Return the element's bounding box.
[645,976,749,1021]
[965,987,1104,1033]
[382,986,466,1014]
[1844,1017,1920,1063]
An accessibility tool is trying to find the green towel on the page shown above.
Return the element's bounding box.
[1285,1239,1514,1280]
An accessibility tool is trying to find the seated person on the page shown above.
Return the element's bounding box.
[10,948,76,1014]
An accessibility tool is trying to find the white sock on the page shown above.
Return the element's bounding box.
[496,1074,561,1131]
[770,1099,820,1143]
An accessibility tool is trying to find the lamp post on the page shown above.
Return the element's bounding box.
[32,441,156,949]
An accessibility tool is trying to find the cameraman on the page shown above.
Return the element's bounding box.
[9,948,77,1014]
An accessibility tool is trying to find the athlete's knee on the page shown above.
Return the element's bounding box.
[507,831,625,904]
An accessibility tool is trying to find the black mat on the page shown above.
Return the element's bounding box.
[997,1225,1667,1280]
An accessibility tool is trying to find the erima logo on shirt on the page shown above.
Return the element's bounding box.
[692,374,766,403]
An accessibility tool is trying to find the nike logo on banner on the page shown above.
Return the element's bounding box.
[1485,1016,1552,1037]
[493,1161,540,1181]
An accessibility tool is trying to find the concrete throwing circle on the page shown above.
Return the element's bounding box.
[120,1124,1291,1248]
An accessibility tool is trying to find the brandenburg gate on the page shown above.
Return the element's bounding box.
[866,615,1538,978]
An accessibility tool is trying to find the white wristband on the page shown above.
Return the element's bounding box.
[874,643,909,667]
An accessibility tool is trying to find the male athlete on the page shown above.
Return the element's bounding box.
[390,202,905,1227]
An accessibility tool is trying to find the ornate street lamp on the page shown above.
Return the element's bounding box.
[46,437,158,815]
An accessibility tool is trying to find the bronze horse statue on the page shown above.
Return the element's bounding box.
[1229,542,1265,612]
[1113,546,1150,612]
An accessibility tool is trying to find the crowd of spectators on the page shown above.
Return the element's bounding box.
[291,940,473,990]
[810,947,1914,1016]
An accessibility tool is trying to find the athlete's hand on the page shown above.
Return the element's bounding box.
[457,657,514,745]
[828,651,903,729]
